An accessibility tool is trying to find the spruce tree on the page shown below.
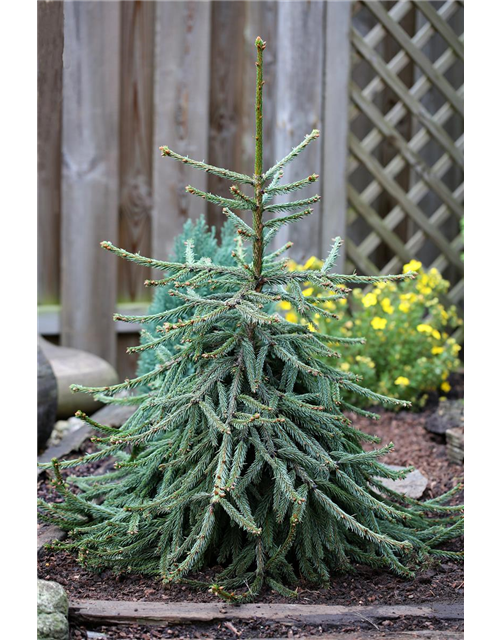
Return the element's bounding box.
[39,38,463,601]
[136,216,242,381]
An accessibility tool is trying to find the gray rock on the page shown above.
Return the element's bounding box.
[37,580,69,640]
[38,343,58,449]
[425,399,464,435]
[39,336,118,419]
[37,613,69,640]
[376,464,428,499]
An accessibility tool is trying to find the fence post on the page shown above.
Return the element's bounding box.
[38,0,63,305]
[272,1,326,263]
[152,0,212,262]
[61,1,120,366]
[118,1,155,303]
[321,0,351,272]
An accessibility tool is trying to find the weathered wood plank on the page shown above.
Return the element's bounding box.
[207,1,246,229]
[321,0,351,271]
[38,0,64,304]
[273,0,325,262]
[61,1,121,366]
[152,0,212,262]
[240,1,278,177]
[118,1,155,302]
[69,599,464,627]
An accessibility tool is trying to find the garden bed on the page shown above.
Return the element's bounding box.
[38,398,464,639]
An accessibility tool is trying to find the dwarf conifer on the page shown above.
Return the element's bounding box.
[39,38,463,601]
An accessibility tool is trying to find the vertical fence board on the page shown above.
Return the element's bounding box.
[118,1,155,302]
[207,1,246,229]
[61,1,120,366]
[240,1,278,176]
[321,0,351,271]
[152,0,212,262]
[38,0,63,304]
[273,0,325,262]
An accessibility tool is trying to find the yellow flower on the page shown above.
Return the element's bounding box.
[403,259,422,274]
[432,330,441,340]
[285,312,298,323]
[432,346,444,355]
[400,292,417,303]
[381,297,394,315]
[304,256,320,270]
[417,273,433,295]
[362,292,378,307]
[394,376,410,386]
[452,343,462,355]
[340,362,350,371]
[428,268,442,288]
[417,324,433,334]
[339,298,347,306]
[399,301,410,313]
[307,322,316,332]
[279,301,292,310]
[286,259,297,271]
[439,307,449,322]
[441,381,451,393]
[371,316,387,330]
[302,287,314,297]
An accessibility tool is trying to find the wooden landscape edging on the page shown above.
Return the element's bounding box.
[69,599,463,628]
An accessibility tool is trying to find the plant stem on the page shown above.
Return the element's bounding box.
[253,37,266,289]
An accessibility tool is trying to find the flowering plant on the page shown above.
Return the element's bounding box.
[278,257,462,408]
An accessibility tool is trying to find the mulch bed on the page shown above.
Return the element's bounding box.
[38,395,464,639]
[70,617,462,639]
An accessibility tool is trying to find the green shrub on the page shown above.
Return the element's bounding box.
[136,216,241,381]
[278,257,462,408]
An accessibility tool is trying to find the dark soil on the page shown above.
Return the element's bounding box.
[70,617,463,639]
[38,401,464,639]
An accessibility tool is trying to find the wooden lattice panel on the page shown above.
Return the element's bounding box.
[347,0,464,307]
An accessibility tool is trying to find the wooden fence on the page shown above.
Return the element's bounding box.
[37,0,464,377]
